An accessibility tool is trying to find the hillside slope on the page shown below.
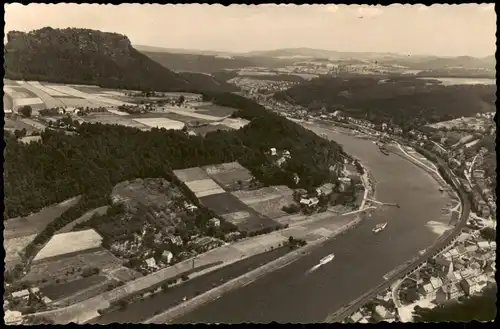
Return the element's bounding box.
[4,27,233,92]
[275,76,496,128]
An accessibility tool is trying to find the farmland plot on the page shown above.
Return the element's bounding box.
[83,113,149,129]
[196,104,238,117]
[238,215,282,234]
[173,167,210,183]
[198,192,250,215]
[185,179,226,198]
[20,118,48,130]
[4,79,19,86]
[4,196,82,240]
[133,117,185,130]
[40,275,109,301]
[4,118,37,133]
[191,124,232,136]
[29,81,71,97]
[18,81,65,108]
[24,248,122,283]
[246,195,294,219]
[203,162,255,191]
[4,85,39,99]
[165,107,224,121]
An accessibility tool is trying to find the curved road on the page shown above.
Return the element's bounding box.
[173,123,454,324]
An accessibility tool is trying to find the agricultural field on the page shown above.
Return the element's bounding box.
[173,167,211,183]
[33,229,104,263]
[164,106,226,122]
[128,112,210,126]
[23,248,122,283]
[428,116,492,131]
[203,162,256,192]
[111,178,185,209]
[190,124,233,136]
[246,196,294,219]
[198,192,250,215]
[4,117,37,133]
[40,275,109,301]
[194,104,238,117]
[82,112,149,129]
[106,266,142,282]
[4,196,82,240]
[185,179,226,198]
[132,117,185,130]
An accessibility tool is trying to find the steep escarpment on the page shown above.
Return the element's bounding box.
[4,27,195,92]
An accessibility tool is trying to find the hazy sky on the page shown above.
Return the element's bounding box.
[4,3,496,57]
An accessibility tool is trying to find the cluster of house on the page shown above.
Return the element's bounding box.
[231,77,297,96]
[411,231,495,305]
[348,289,398,323]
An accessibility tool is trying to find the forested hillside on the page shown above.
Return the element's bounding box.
[275,76,496,128]
[4,93,344,218]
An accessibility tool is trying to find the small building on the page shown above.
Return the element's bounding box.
[349,312,363,323]
[145,257,158,269]
[429,277,443,290]
[477,241,490,250]
[11,289,30,300]
[373,305,391,321]
[209,218,221,227]
[460,277,482,296]
[270,148,277,156]
[161,250,174,264]
[419,283,436,298]
[300,197,319,207]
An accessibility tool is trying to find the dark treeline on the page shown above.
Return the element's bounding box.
[4,92,345,219]
[275,76,496,128]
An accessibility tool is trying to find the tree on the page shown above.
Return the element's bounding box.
[479,227,496,242]
[19,105,33,117]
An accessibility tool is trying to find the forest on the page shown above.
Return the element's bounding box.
[274,76,496,128]
[4,92,345,219]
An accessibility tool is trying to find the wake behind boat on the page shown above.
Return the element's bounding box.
[373,222,388,233]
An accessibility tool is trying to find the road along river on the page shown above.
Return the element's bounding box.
[172,122,456,323]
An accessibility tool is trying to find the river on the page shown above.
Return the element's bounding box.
[173,123,454,323]
[418,77,495,86]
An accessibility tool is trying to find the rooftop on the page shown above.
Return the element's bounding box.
[33,229,103,262]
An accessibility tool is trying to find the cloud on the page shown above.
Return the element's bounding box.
[325,4,339,13]
[357,6,383,18]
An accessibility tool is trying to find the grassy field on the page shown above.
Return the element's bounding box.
[40,275,109,301]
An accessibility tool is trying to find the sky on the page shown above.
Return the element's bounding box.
[4,3,497,57]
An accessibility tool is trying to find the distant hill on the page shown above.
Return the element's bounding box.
[134,45,236,57]
[4,28,234,93]
[141,51,257,74]
[275,76,496,128]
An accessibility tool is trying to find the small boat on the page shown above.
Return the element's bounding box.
[373,222,388,233]
[319,253,335,265]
